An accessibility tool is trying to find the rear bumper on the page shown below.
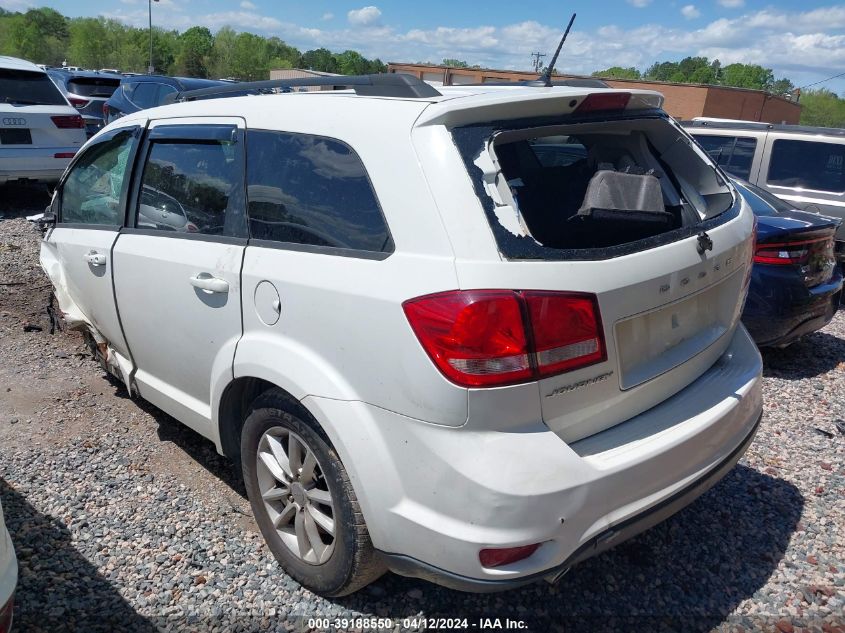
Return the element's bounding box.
[0,150,75,184]
[0,522,16,629]
[304,325,763,588]
[381,410,761,592]
[744,267,842,347]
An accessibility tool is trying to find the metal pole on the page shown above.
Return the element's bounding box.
[148,0,153,74]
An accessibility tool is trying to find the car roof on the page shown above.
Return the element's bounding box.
[0,55,46,74]
[48,69,123,81]
[113,85,665,134]
[682,119,845,138]
[121,75,229,90]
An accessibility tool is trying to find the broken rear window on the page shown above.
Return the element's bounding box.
[453,113,738,260]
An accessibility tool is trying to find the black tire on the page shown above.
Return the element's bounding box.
[241,391,385,596]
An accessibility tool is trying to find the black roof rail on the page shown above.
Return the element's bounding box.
[169,73,442,103]
[461,78,610,89]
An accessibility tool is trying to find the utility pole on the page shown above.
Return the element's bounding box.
[148,0,159,74]
[530,52,546,73]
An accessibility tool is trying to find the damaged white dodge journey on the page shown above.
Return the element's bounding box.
[39,74,762,595]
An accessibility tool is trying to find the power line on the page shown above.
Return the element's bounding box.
[530,52,546,73]
[798,70,845,91]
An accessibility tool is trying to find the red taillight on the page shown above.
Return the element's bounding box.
[0,592,13,633]
[479,544,541,568]
[54,152,76,159]
[51,115,85,129]
[102,102,109,117]
[575,92,631,113]
[524,292,606,377]
[754,236,832,266]
[403,290,605,388]
[68,96,89,108]
[402,291,532,387]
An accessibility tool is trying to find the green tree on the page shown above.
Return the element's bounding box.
[209,26,237,78]
[799,89,845,127]
[442,58,469,68]
[176,26,213,77]
[335,50,370,75]
[301,48,338,73]
[720,63,774,90]
[591,66,641,80]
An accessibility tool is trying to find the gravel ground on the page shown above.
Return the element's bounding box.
[0,184,843,633]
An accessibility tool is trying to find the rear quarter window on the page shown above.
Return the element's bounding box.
[692,134,757,181]
[767,139,845,193]
[245,130,392,255]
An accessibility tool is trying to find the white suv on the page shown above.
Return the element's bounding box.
[40,75,762,595]
[0,499,16,631]
[1,56,87,185]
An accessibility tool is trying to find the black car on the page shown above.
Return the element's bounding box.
[104,75,230,123]
[734,178,842,348]
[47,69,122,137]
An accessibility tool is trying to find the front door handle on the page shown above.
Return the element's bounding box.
[84,251,107,266]
[189,274,229,294]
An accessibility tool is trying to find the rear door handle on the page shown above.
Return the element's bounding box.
[189,274,229,294]
[84,251,107,266]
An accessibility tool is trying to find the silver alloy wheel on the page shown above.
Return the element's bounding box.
[256,427,336,565]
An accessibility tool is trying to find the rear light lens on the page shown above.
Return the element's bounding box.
[575,92,631,113]
[68,96,89,108]
[51,115,85,129]
[403,290,605,388]
[524,292,605,377]
[102,102,109,117]
[54,152,76,159]
[402,291,532,387]
[0,593,13,633]
[754,236,833,266]
[479,544,541,568]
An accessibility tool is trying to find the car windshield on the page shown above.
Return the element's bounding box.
[732,179,794,216]
[1,69,67,106]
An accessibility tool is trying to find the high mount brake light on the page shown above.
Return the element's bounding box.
[403,290,606,388]
[575,92,631,113]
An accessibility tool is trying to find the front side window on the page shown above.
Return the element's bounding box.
[246,130,392,254]
[768,139,845,193]
[61,130,136,225]
[136,137,245,236]
[693,135,757,181]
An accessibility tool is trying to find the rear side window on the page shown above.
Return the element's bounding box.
[245,130,392,254]
[136,135,246,236]
[693,135,757,181]
[768,139,845,193]
[61,130,136,225]
[0,69,66,106]
[130,82,159,109]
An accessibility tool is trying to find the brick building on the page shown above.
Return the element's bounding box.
[386,63,801,124]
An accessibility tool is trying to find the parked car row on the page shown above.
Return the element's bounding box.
[0,56,86,186]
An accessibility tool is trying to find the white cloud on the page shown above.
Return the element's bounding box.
[717,0,744,7]
[681,5,701,19]
[0,0,32,10]
[239,0,256,9]
[347,6,381,27]
[627,0,652,7]
[322,13,334,21]
[93,3,845,93]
